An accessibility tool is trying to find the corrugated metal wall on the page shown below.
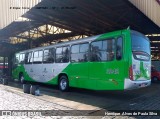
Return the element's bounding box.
[129,0,160,27]
[0,0,41,29]
[1,0,159,30]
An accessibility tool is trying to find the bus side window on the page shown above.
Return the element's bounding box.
[91,41,102,61]
[71,43,89,62]
[116,37,123,60]
[103,39,115,61]
[71,44,79,62]
[43,48,55,63]
[25,53,28,64]
[56,47,63,63]
[91,39,115,62]
[79,43,89,62]
[62,46,69,63]
[56,46,69,63]
[19,54,25,64]
[25,52,33,64]
[33,50,43,64]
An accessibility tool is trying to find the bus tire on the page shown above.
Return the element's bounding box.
[59,75,69,92]
[30,85,40,96]
[23,84,31,94]
[19,74,25,84]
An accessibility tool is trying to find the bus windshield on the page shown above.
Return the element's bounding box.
[131,34,150,55]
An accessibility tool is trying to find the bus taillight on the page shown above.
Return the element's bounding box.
[129,66,133,80]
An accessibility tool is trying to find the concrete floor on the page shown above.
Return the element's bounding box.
[0,80,160,118]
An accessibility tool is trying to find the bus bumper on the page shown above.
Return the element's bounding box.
[124,78,151,90]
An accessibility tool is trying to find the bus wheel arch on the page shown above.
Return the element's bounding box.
[58,73,69,91]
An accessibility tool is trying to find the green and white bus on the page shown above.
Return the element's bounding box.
[12,29,151,91]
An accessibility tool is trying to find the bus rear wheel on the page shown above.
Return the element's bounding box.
[59,76,69,92]
[23,84,30,94]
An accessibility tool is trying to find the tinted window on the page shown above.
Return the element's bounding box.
[116,37,123,60]
[71,45,79,53]
[62,46,69,62]
[56,46,69,63]
[131,35,150,55]
[25,52,33,64]
[19,54,25,64]
[43,48,55,63]
[33,50,43,64]
[91,39,115,61]
[131,33,150,61]
[80,43,89,53]
[56,47,62,54]
[71,43,89,62]
[91,41,102,50]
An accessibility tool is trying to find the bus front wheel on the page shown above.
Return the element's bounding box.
[59,76,69,92]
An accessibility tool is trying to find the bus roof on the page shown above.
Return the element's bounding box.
[17,29,131,53]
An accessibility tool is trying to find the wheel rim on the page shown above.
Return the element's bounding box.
[60,78,67,90]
